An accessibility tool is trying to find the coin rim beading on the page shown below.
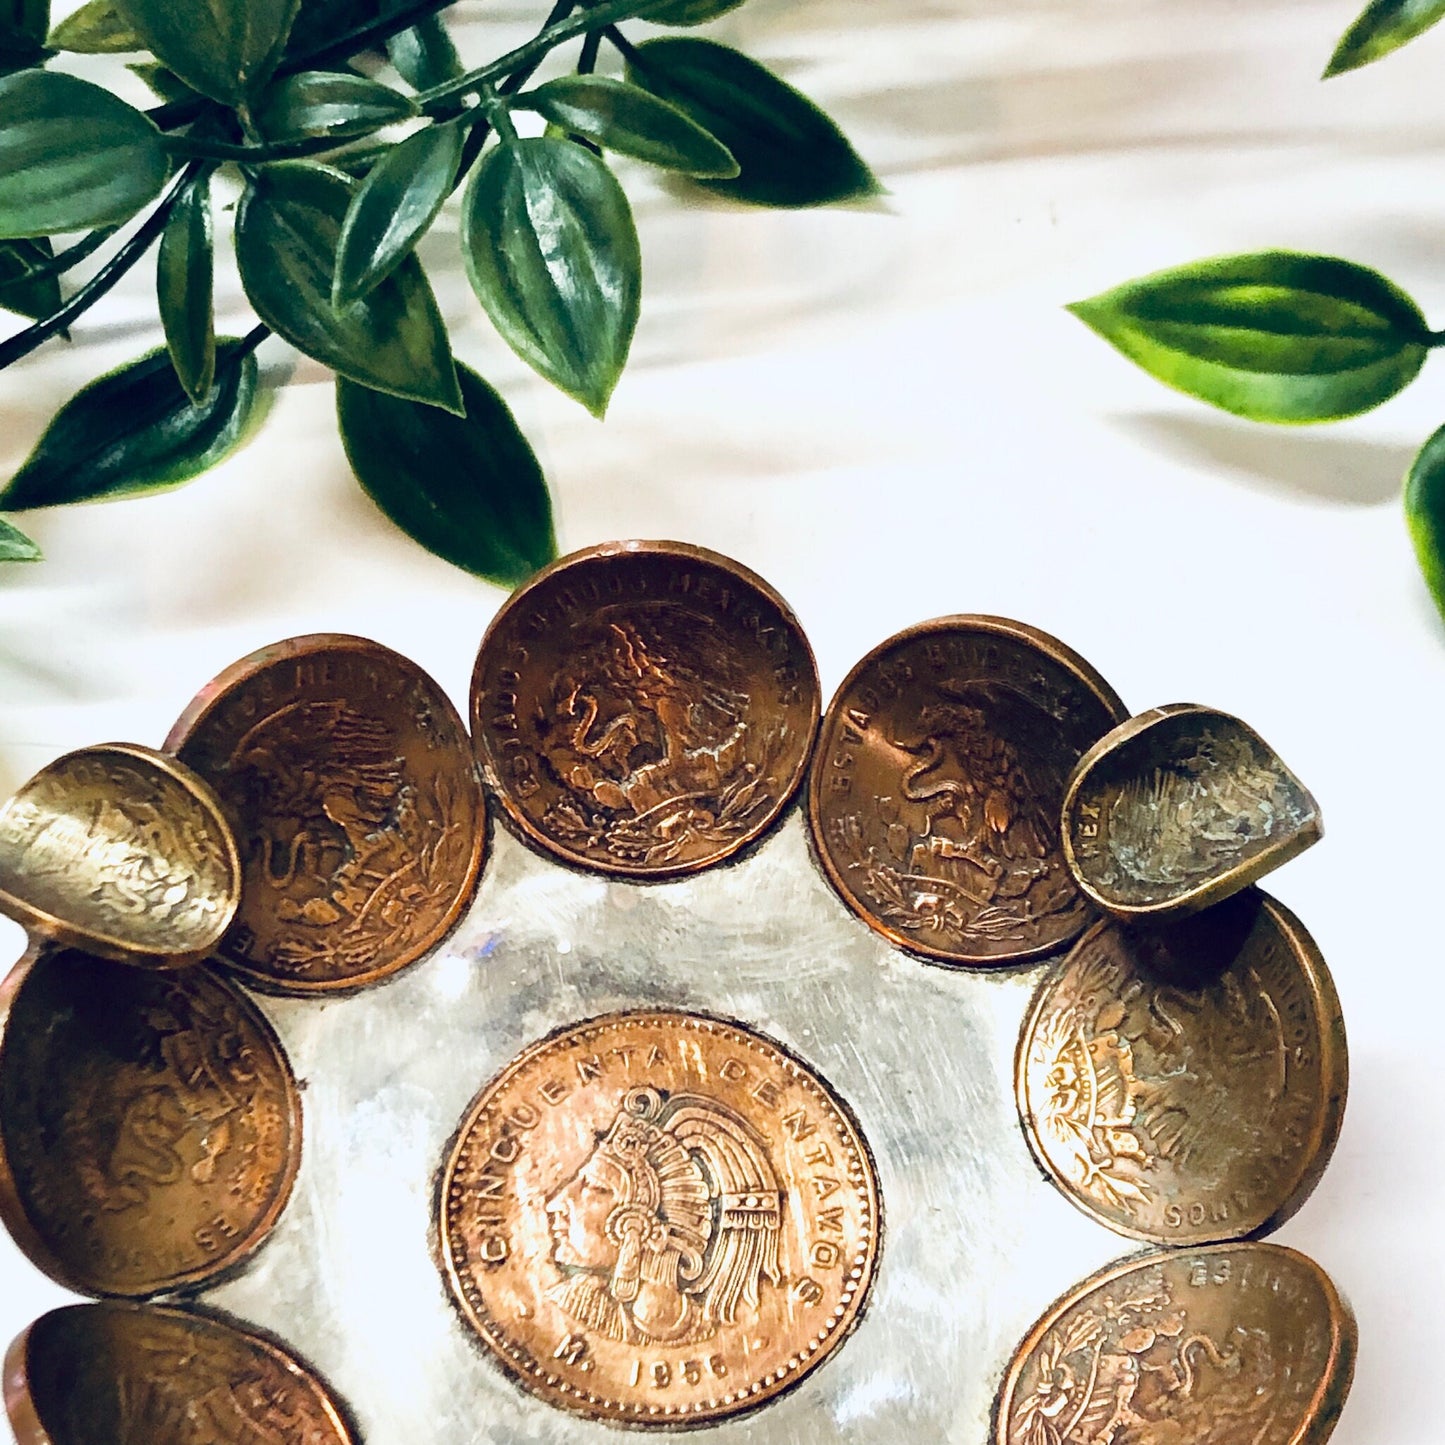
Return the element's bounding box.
[436,1009,881,1426]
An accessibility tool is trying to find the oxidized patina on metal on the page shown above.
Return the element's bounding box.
[1016,890,1346,1245]
[0,743,240,969]
[167,634,485,995]
[3,1301,354,1445]
[471,541,820,878]
[0,946,301,1298]
[438,1009,879,1427]
[809,616,1127,966]
[1061,704,1322,922]
[994,1242,1356,1445]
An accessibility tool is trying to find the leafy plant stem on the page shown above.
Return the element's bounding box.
[416,0,676,113]
[453,0,576,185]
[484,90,521,144]
[234,321,270,361]
[0,166,201,371]
[164,130,408,164]
[148,0,462,131]
[16,227,118,284]
[302,0,460,74]
[578,29,602,75]
[604,25,641,63]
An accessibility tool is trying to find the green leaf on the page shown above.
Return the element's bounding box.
[0,70,168,239]
[337,362,555,584]
[0,516,40,561]
[1068,252,1431,423]
[1406,423,1445,619]
[128,61,199,103]
[334,119,461,306]
[117,0,301,106]
[462,136,640,417]
[283,0,377,60]
[157,173,215,403]
[0,236,59,321]
[236,161,462,413]
[0,0,47,71]
[626,37,877,207]
[1,0,46,44]
[1326,0,1445,75]
[49,0,142,53]
[388,12,461,91]
[647,0,748,24]
[1,341,259,510]
[256,69,418,141]
[519,76,738,178]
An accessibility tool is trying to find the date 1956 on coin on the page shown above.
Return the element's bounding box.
[437,1011,880,1427]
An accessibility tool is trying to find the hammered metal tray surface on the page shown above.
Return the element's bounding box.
[196,806,1131,1444]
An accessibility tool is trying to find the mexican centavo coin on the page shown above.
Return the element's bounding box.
[438,1010,880,1427]
[809,616,1127,965]
[471,540,820,878]
[0,947,301,1297]
[994,1242,1356,1445]
[0,743,241,968]
[4,1301,355,1445]
[1062,704,1323,923]
[167,634,485,995]
[1016,890,1346,1244]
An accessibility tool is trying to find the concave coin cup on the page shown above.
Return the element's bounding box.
[0,743,241,969]
[1062,704,1322,922]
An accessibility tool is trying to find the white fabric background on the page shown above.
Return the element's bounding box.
[0,1,1435,1438]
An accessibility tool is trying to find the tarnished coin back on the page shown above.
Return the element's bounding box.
[994,1243,1355,1445]
[809,617,1128,965]
[1017,892,1346,1244]
[5,1301,354,1445]
[0,744,241,968]
[167,635,485,994]
[1063,705,1322,922]
[471,541,821,877]
[439,1010,880,1427]
[0,948,301,1297]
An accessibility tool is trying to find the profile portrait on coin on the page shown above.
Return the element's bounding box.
[542,1086,783,1347]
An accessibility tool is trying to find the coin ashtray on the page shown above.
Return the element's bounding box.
[0,541,1354,1445]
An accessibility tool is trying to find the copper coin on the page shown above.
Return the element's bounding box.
[994,1242,1355,1445]
[1016,890,1346,1244]
[438,1010,880,1426]
[4,1301,355,1444]
[0,743,241,968]
[167,634,485,995]
[809,616,1127,965]
[471,541,820,877]
[1062,704,1323,923]
[0,947,301,1297]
